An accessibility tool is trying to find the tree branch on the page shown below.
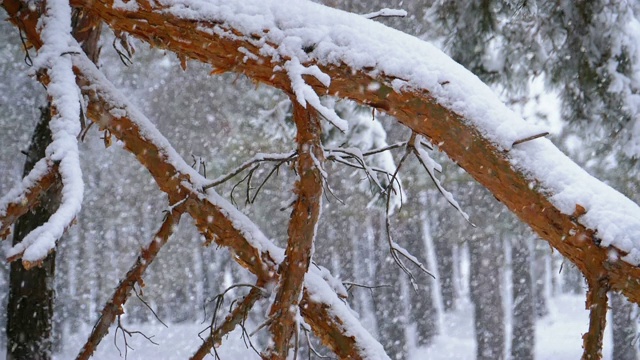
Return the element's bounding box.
[265,101,324,359]
[3,0,85,268]
[51,0,640,306]
[582,277,609,360]
[0,161,58,240]
[76,204,184,360]
[191,284,266,360]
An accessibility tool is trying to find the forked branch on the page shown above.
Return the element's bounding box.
[265,101,325,359]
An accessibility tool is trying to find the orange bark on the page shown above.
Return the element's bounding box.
[2,3,373,357]
[582,277,609,360]
[0,164,58,240]
[4,0,640,358]
[265,103,324,359]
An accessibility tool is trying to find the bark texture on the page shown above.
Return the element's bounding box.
[265,102,324,359]
[6,107,59,360]
[582,277,609,360]
[4,0,640,359]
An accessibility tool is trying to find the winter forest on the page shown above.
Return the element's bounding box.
[1,0,640,359]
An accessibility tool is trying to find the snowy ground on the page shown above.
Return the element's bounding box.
[41,294,610,359]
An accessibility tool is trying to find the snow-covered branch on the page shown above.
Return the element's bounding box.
[361,8,408,20]
[0,160,58,240]
[4,0,84,267]
[52,0,640,304]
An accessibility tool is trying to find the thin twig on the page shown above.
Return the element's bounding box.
[132,285,168,328]
[113,315,159,359]
[301,322,334,359]
[342,281,392,293]
[192,284,266,360]
[203,152,296,190]
[512,132,549,147]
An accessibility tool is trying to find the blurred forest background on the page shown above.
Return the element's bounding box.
[1,1,640,359]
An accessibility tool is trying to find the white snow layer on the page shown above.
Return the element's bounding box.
[153,0,640,265]
[6,0,84,263]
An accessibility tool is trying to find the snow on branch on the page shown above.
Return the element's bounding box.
[410,134,470,223]
[361,8,408,20]
[283,58,348,132]
[5,0,84,267]
[0,160,58,240]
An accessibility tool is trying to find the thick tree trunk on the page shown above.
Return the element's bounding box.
[6,106,59,360]
[611,291,639,360]
[510,236,535,360]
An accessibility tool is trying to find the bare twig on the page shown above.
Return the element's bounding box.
[113,315,159,359]
[342,281,392,293]
[192,283,266,360]
[512,131,549,147]
[301,322,334,359]
[112,30,134,66]
[361,141,408,156]
[132,285,168,328]
[409,133,471,224]
[203,152,296,190]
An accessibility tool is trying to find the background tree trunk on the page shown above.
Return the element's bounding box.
[469,232,505,360]
[372,210,407,359]
[611,291,639,360]
[405,204,437,347]
[511,235,535,360]
[6,105,59,360]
